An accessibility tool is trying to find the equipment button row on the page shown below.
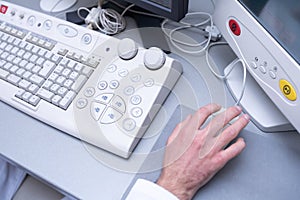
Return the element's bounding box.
[0,25,26,39]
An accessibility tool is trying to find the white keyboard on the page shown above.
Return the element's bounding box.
[0,1,182,158]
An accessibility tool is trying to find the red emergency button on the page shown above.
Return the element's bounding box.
[229,19,241,36]
[0,4,8,14]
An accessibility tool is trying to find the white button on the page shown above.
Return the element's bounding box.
[111,95,126,113]
[57,24,78,38]
[76,98,88,109]
[84,87,95,97]
[109,80,119,89]
[98,81,108,90]
[131,107,143,118]
[43,20,52,30]
[106,64,117,73]
[130,74,141,82]
[259,65,267,74]
[101,107,123,124]
[131,95,142,105]
[94,93,114,104]
[82,33,92,45]
[250,61,257,69]
[123,118,136,131]
[118,38,138,60]
[27,16,36,26]
[118,69,129,77]
[90,102,106,121]
[144,47,166,70]
[124,86,135,96]
[269,70,277,79]
[144,78,154,87]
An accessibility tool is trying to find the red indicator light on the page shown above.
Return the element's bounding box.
[0,5,8,14]
[229,19,241,36]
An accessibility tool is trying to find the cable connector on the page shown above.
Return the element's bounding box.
[204,25,222,41]
[84,7,101,29]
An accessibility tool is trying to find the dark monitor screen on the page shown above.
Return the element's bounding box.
[239,0,300,64]
[122,0,188,21]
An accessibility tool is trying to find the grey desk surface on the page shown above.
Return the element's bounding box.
[1,0,300,199]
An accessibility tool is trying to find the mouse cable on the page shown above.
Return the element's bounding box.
[205,42,247,106]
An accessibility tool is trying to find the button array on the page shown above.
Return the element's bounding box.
[83,63,155,132]
[0,24,27,39]
[251,57,297,101]
[89,93,126,124]
[0,27,94,110]
[26,33,55,51]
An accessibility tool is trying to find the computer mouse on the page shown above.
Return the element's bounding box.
[40,0,78,13]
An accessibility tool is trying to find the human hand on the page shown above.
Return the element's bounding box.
[157,104,250,200]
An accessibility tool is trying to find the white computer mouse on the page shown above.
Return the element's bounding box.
[40,0,78,13]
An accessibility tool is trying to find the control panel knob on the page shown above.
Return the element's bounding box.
[144,47,166,70]
[118,38,138,60]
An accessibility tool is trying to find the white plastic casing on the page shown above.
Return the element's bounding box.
[0,1,183,158]
[213,0,300,133]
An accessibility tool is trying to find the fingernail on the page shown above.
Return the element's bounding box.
[243,114,250,121]
[235,106,242,112]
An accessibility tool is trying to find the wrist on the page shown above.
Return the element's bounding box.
[157,175,194,200]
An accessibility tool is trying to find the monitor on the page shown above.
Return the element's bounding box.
[120,0,188,21]
[213,0,300,132]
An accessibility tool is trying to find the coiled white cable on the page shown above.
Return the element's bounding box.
[161,12,214,54]
[77,3,135,35]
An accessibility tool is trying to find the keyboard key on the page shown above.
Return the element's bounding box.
[22,91,32,102]
[57,87,68,96]
[82,67,93,77]
[25,62,35,71]
[18,60,28,68]
[51,95,62,106]
[43,80,53,89]
[28,95,40,106]
[37,88,54,102]
[18,79,31,89]
[0,68,9,79]
[9,65,19,73]
[71,75,87,93]
[56,76,66,85]
[39,60,55,78]
[49,73,59,82]
[63,79,73,89]
[51,54,61,64]
[50,83,60,93]
[32,65,41,74]
[17,49,26,57]
[3,62,13,70]
[7,74,21,85]
[16,68,25,76]
[29,74,44,86]
[28,84,39,93]
[59,91,76,109]
[15,89,25,99]
[22,71,32,80]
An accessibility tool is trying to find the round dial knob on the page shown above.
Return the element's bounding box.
[144,47,166,70]
[118,38,138,60]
